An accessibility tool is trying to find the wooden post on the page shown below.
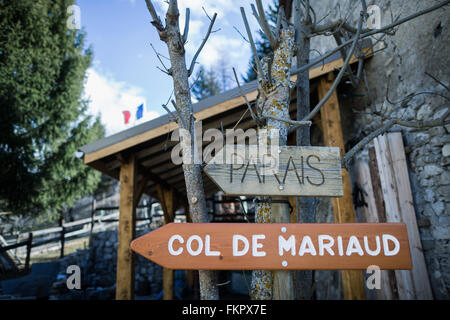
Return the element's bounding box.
[60,226,65,259]
[385,133,432,299]
[272,198,295,300]
[369,148,399,299]
[157,185,175,224]
[116,153,137,300]
[89,198,96,247]
[318,74,366,300]
[354,160,395,300]
[25,232,33,271]
[184,201,192,223]
[184,201,195,295]
[157,184,175,300]
[374,133,433,299]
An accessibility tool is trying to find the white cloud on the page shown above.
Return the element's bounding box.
[194,35,246,67]
[83,68,159,136]
[155,0,239,19]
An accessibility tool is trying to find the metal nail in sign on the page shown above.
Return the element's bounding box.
[203,145,343,197]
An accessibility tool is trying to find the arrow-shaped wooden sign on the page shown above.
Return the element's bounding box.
[203,145,343,197]
[131,223,412,270]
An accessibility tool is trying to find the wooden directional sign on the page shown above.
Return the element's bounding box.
[203,145,343,197]
[131,223,412,270]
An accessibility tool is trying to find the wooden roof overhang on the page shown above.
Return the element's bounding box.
[79,41,373,200]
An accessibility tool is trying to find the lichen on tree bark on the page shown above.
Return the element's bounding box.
[251,26,295,300]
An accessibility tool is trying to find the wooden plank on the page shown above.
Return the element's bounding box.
[385,133,433,299]
[369,148,387,223]
[204,145,343,197]
[318,74,366,300]
[374,135,415,299]
[163,268,174,300]
[272,197,295,299]
[184,202,192,223]
[157,185,176,224]
[134,176,149,208]
[156,184,176,300]
[25,233,33,271]
[116,153,136,300]
[368,148,399,299]
[83,46,373,165]
[354,160,394,300]
[131,223,412,270]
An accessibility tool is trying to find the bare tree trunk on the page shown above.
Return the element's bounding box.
[145,0,219,300]
[293,0,316,300]
[250,25,296,300]
[251,198,273,300]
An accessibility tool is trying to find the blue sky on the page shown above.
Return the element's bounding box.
[76,0,268,136]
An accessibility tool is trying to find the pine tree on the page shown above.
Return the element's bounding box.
[0,0,105,218]
[191,65,221,100]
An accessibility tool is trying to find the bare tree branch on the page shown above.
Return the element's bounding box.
[274,6,283,44]
[250,4,261,24]
[293,0,450,77]
[144,0,164,32]
[333,31,358,87]
[304,0,311,23]
[233,26,250,43]
[342,107,450,168]
[162,103,177,123]
[182,8,190,44]
[171,99,189,129]
[255,0,277,48]
[150,43,172,75]
[202,6,212,21]
[303,10,364,121]
[425,71,450,91]
[263,115,312,129]
[232,108,249,130]
[240,7,267,84]
[187,12,217,77]
[232,67,260,125]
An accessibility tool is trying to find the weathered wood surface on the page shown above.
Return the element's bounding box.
[131,223,412,271]
[204,145,343,197]
[354,160,395,300]
[318,74,366,300]
[374,133,433,300]
[116,154,136,300]
[157,184,176,300]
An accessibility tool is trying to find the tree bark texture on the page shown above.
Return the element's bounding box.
[251,26,296,300]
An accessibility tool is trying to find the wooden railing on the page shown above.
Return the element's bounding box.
[0,202,157,273]
[0,196,253,275]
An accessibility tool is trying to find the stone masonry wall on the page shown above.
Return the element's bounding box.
[306,0,449,298]
[88,228,163,296]
[57,228,163,299]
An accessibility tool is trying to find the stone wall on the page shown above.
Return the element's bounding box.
[303,0,449,299]
[88,228,163,296]
[57,227,163,299]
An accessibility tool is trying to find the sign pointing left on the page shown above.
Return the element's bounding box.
[130,223,412,270]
